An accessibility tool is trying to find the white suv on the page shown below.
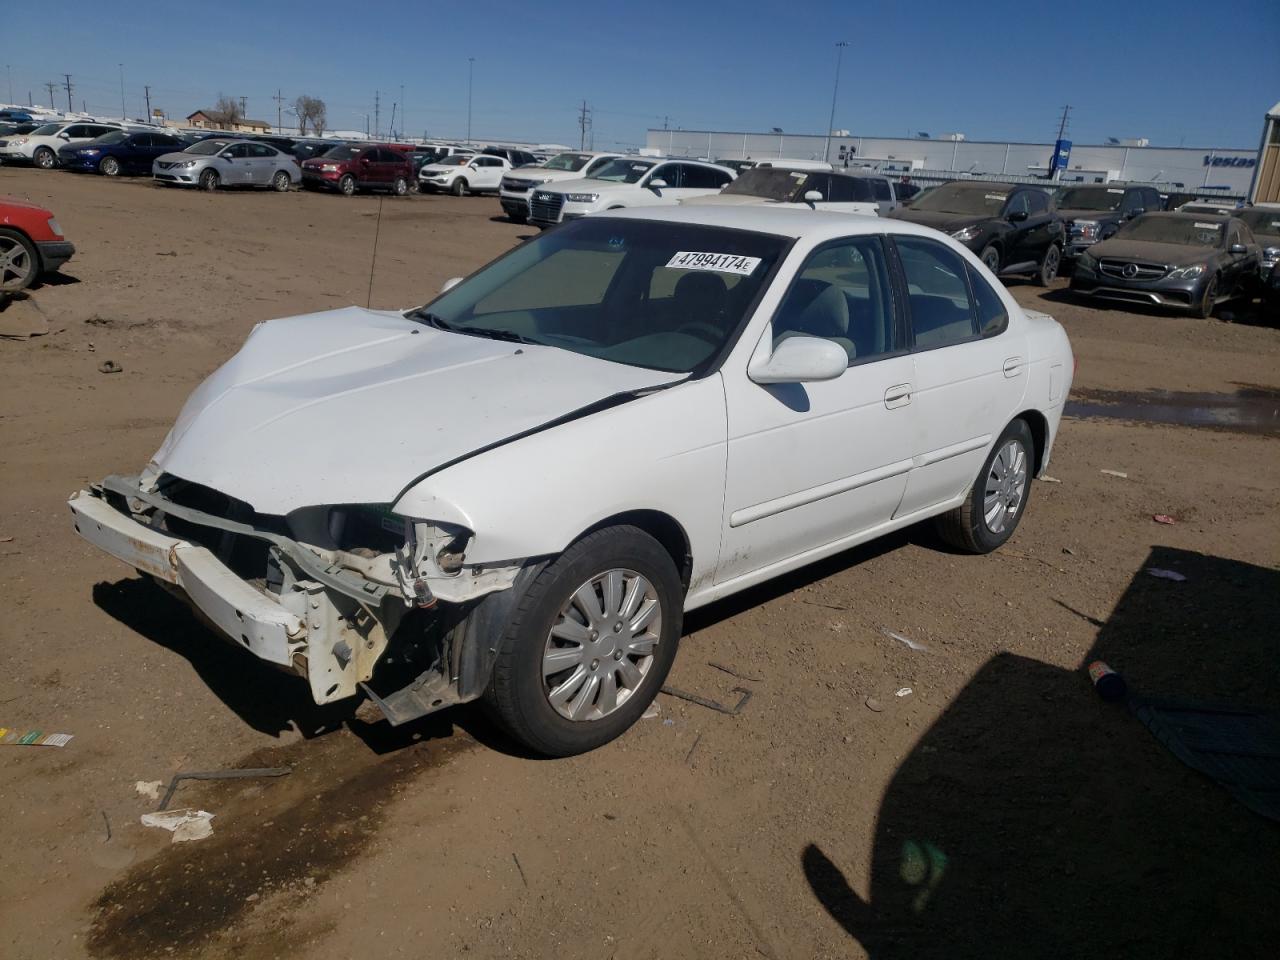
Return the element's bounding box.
[683,167,898,217]
[529,157,735,228]
[499,151,622,223]
[418,154,511,196]
[0,119,127,169]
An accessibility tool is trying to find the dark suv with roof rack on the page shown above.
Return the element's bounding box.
[888,180,1066,285]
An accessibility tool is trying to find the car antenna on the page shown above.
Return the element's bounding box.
[366,196,385,309]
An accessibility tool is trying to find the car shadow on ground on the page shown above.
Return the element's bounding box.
[1034,285,1276,328]
[802,546,1280,959]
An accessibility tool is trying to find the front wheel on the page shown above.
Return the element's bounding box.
[935,418,1034,554]
[1195,275,1218,319]
[392,176,408,196]
[1035,244,1061,286]
[33,147,56,170]
[99,156,120,177]
[451,177,468,197]
[271,170,291,192]
[339,174,356,196]
[199,168,219,192]
[485,526,682,757]
[979,245,1001,275]
[0,228,39,292]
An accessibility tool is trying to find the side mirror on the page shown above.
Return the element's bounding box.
[57,132,70,140]
[648,178,668,190]
[1228,243,1247,255]
[803,190,824,207]
[468,162,479,169]
[1127,208,1144,219]
[1007,209,1029,222]
[441,277,463,293]
[748,335,847,385]
[221,153,234,161]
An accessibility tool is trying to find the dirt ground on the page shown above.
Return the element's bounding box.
[2,167,1278,960]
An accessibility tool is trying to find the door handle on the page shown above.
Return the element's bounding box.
[884,383,912,409]
[1003,357,1024,378]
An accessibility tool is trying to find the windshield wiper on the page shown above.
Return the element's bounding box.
[405,309,535,344]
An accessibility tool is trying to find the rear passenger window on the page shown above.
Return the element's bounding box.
[681,165,728,189]
[250,143,275,158]
[895,237,979,349]
[967,265,1008,336]
[772,237,896,364]
[870,178,891,201]
[1027,191,1049,214]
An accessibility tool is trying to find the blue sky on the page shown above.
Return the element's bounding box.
[5,1,1277,148]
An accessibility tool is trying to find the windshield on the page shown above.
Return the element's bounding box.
[32,123,63,136]
[722,168,809,202]
[91,131,129,146]
[1235,208,1280,238]
[417,217,787,374]
[1116,215,1225,247]
[317,146,359,161]
[186,138,236,155]
[543,153,593,172]
[590,158,655,183]
[1057,187,1123,212]
[911,183,1011,216]
[432,155,472,167]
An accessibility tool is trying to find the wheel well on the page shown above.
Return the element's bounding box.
[1016,410,1049,475]
[581,510,692,592]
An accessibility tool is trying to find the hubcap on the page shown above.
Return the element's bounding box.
[0,237,33,289]
[542,568,661,722]
[983,440,1027,534]
[1045,248,1059,279]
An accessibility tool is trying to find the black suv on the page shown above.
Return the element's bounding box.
[1056,184,1163,264]
[482,146,538,168]
[888,180,1065,284]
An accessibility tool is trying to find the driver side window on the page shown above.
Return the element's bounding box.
[1004,192,1030,216]
[649,164,681,188]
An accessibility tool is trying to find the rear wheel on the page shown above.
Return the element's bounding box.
[33,147,56,169]
[1195,275,1218,319]
[0,228,39,292]
[979,245,1001,275]
[1035,244,1061,286]
[451,177,468,197]
[271,170,290,192]
[199,168,219,192]
[485,526,682,757]
[339,174,356,196]
[392,176,408,196]
[935,418,1034,554]
[99,156,120,177]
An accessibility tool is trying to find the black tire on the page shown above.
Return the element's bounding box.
[271,170,291,192]
[935,418,1034,554]
[1035,244,1061,286]
[199,168,219,192]
[0,227,39,292]
[1194,275,1218,319]
[979,245,1001,274]
[392,176,408,196]
[508,210,527,224]
[339,174,356,197]
[33,147,56,170]
[485,525,683,757]
[99,156,120,177]
[451,177,468,197]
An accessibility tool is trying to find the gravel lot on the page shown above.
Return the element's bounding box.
[2,168,1278,960]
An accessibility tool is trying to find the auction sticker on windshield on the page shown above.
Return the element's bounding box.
[666,251,762,275]
[1193,222,1221,230]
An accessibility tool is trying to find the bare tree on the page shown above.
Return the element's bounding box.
[208,93,243,129]
[293,95,327,138]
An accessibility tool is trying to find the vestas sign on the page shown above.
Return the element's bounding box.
[1203,155,1256,168]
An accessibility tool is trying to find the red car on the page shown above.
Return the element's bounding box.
[299,144,413,197]
[1,197,75,292]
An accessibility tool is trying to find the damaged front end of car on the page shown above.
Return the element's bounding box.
[69,471,537,726]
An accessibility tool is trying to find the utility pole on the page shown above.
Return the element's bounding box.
[6,64,11,104]
[145,85,152,121]
[273,88,284,133]
[118,63,126,120]
[466,58,475,142]
[389,102,397,141]
[578,99,591,150]
[400,83,405,140]
[823,40,850,163]
[239,95,248,120]
[63,74,73,113]
[374,90,380,139]
[44,81,58,109]
[1055,104,1071,142]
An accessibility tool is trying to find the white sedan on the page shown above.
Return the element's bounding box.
[69,207,1073,756]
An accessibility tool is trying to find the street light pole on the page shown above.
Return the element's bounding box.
[823,40,849,163]
[118,63,126,121]
[466,57,475,143]
[6,65,12,105]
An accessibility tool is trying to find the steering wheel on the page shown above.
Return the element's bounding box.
[680,321,724,344]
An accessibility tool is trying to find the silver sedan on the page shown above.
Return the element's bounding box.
[152,137,298,192]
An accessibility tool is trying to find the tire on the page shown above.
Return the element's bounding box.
[33,147,56,170]
[485,525,683,757]
[935,418,1034,554]
[339,174,356,197]
[199,168,219,192]
[99,156,120,177]
[508,210,527,224]
[979,245,1001,274]
[0,228,39,292]
[271,170,290,192]
[392,176,408,196]
[1194,275,1218,319]
[451,177,468,197]
[1035,244,1060,286]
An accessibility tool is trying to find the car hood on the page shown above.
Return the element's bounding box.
[888,209,986,231]
[506,168,591,184]
[678,194,768,206]
[1087,238,1220,267]
[151,306,684,515]
[1058,208,1121,223]
[540,177,639,197]
[156,151,203,164]
[420,162,467,174]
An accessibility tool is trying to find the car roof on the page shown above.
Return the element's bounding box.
[1146,211,1234,223]
[944,180,1029,191]
[595,204,951,241]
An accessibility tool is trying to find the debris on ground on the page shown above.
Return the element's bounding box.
[864,697,884,713]
[135,780,164,801]
[0,297,50,340]
[1087,661,1128,701]
[881,628,928,652]
[157,766,292,811]
[641,701,661,720]
[685,733,704,765]
[1153,514,1177,525]
[100,810,112,842]
[661,685,752,717]
[708,661,764,682]
[1147,568,1188,582]
[895,687,913,698]
[1040,475,1063,484]
[97,360,123,374]
[140,808,215,843]
[0,728,73,747]
[1100,469,1129,479]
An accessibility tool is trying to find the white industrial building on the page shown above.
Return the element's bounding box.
[646,128,1260,196]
